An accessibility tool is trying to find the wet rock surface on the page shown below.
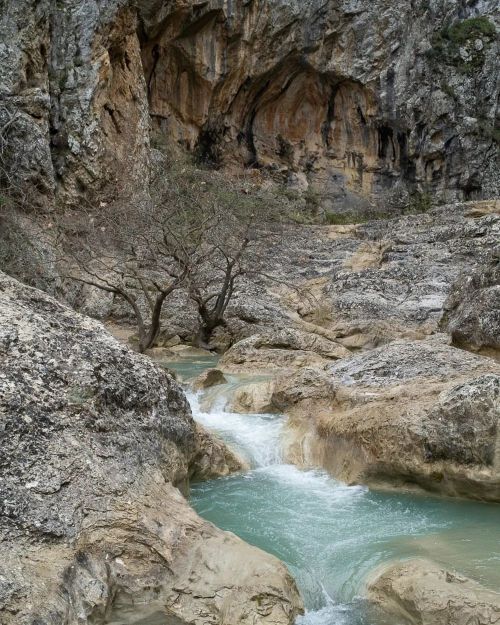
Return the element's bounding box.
[192,368,228,391]
[367,559,500,625]
[279,339,500,501]
[0,271,302,625]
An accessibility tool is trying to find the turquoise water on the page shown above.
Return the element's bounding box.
[184,378,500,625]
[159,354,219,381]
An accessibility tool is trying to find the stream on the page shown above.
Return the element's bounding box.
[168,359,500,625]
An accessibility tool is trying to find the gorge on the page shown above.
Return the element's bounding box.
[0,1,499,625]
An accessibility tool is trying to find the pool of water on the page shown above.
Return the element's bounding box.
[159,354,219,381]
[186,381,500,625]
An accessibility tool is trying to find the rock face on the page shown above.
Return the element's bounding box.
[1,0,498,209]
[201,204,498,358]
[0,271,302,625]
[441,254,500,356]
[227,379,277,415]
[367,559,500,625]
[219,328,350,372]
[279,339,500,501]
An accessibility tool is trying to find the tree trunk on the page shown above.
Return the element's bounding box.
[195,314,225,350]
[137,291,169,353]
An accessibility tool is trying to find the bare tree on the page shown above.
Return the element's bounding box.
[187,208,262,348]
[54,197,209,353]
[3,141,285,352]
[147,152,282,349]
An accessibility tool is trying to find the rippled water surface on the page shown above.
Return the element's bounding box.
[172,365,500,625]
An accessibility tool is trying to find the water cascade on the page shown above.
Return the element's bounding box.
[182,376,500,625]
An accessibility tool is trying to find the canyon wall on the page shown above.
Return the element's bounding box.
[0,0,498,211]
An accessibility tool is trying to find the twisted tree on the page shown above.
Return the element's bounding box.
[52,154,281,352]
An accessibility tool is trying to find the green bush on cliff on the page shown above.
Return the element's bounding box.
[476,118,500,144]
[426,17,497,74]
[445,17,496,44]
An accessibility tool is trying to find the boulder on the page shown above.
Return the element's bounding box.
[190,423,249,479]
[227,379,277,414]
[441,256,500,356]
[192,368,228,391]
[0,272,302,625]
[367,559,500,625]
[280,339,500,501]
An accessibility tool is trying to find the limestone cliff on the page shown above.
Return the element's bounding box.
[1,0,498,211]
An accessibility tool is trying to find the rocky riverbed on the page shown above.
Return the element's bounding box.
[0,0,499,622]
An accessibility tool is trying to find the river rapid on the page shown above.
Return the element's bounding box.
[169,361,500,625]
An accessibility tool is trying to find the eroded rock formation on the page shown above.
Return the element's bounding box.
[367,559,500,625]
[1,0,498,210]
[0,271,302,625]
[442,252,500,356]
[276,339,500,501]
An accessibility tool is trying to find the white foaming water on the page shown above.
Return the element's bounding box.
[187,389,285,467]
[187,385,376,624]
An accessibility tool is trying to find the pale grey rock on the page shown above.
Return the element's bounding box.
[219,327,350,372]
[0,271,302,625]
[281,339,500,501]
[367,559,500,625]
[0,0,498,208]
[442,254,500,354]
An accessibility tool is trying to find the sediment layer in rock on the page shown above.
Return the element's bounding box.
[2,1,498,209]
[277,339,500,501]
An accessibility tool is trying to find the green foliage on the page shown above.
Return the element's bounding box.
[323,193,433,226]
[426,17,497,74]
[304,187,322,214]
[408,191,432,214]
[476,118,500,144]
[440,81,457,100]
[324,212,366,225]
[446,17,496,44]
[289,210,314,225]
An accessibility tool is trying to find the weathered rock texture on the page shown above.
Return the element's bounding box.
[219,328,350,373]
[367,559,500,625]
[192,368,228,391]
[0,271,302,625]
[0,0,498,209]
[441,253,500,357]
[278,339,500,501]
[182,203,498,358]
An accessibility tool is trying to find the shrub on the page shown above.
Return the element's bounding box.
[407,191,432,214]
[426,17,497,74]
[476,119,500,144]
[446,17,496,44]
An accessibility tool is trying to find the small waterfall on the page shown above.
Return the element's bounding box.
[187,388,285,467]
[187,378,500,625]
